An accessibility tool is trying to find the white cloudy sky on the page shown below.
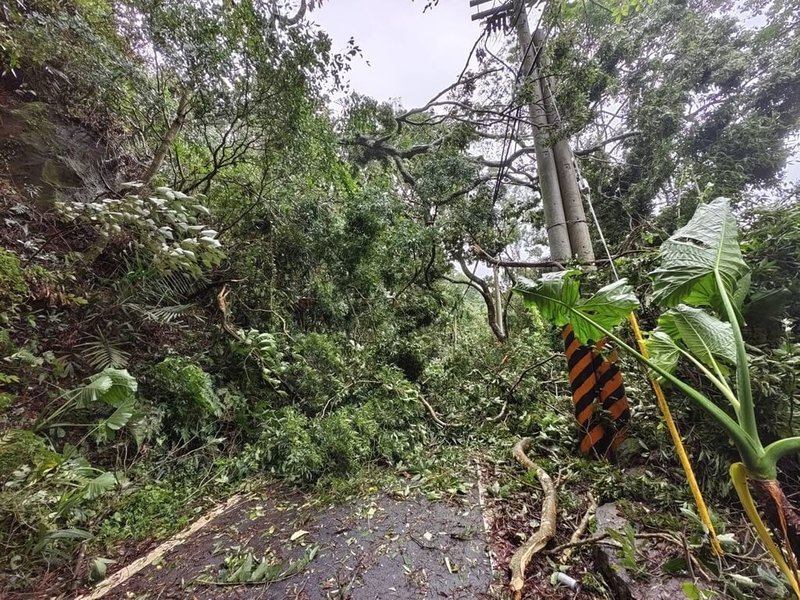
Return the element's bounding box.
[313,0,484,109]
[311,0,799,183]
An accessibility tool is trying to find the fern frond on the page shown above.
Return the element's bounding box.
[117,270,205,325]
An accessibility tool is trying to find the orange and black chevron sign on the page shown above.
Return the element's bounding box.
[562,324,631,459]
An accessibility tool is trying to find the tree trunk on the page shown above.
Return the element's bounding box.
[512,0,571,264]
[457,256,507,343]
[141,91,191,189]
[493,265,506,341]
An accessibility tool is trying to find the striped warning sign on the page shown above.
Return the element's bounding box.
[562,324,630,458]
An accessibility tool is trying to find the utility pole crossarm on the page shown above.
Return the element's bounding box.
[470,2,513,21]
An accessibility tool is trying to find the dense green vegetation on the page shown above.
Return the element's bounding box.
[0,0,799,597]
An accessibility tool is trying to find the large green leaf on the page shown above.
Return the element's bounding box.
[94,396,136,443]
[516,271,580,326]
[99,369,138,406]
[102,397,135,431]
[644,330,680,382]
[651,198,750,311]
[516,271,639,343]
[658,305,737,374]
[73,374,113,407]
[34,528,93,552]
[73,369,137,408]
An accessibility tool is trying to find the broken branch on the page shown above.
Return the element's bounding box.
[509,438,557,600]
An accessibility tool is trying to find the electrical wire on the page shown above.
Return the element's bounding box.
[487,1,552,207]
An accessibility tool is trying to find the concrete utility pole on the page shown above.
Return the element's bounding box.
[532,28,595,262]
[510,0,571,263]
[471,0,595,264]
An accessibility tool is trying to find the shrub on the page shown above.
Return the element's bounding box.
[0,248,28,323]
[256,407,325,483]
[98,479,195,541]
[0,429,60,481]
[151,357,219,415]
[0,432,117,585]
[149,357,221,442]
[316,408,373,473]
[281,333,348,414]
[56,186,223,276]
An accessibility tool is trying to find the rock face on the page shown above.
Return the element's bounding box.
[0,101,113,206]
[594,503,715,600]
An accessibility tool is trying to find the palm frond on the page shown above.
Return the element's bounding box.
[77,330,131,370]
[117,269,206,324]
[138,271,204,305]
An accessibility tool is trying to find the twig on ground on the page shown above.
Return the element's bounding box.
[547,532,610,556]
[560,492,597,563]
[487,400,507,422]
[418,395,453,427]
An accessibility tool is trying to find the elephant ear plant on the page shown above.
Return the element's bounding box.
[516,197,800,595]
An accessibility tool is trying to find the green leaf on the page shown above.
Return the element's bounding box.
[73,374,113,407]
[516,271,580,327]
[99,369,138,406]
[682,581,702,600]
[39,528,93,541]
[743,287,792,322]
[644,330,680,381]
[250,559,284,583]
[662,555,688,574]
[731,271,751,309]
[73,369,137,408]
[237,553,254,582]
[578,279,640,340]
[84,471,117,500]
[658,305,736,374]
[103,396,135,431]
[90,557,115,582]
[34,528,93,551]
[516,271,639,344]
[652,198,749,312]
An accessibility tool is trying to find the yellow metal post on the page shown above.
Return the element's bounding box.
[627,313,723,556]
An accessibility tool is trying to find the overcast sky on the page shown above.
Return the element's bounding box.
[312,0,799,184]
[312,0,484,109]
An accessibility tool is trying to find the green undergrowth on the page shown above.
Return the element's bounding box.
[0,272,777,594]
[97,474,233,542]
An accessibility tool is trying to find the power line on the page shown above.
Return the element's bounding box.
[482,1,555,207]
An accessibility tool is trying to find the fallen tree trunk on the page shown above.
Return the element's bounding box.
[509,438,557,600]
